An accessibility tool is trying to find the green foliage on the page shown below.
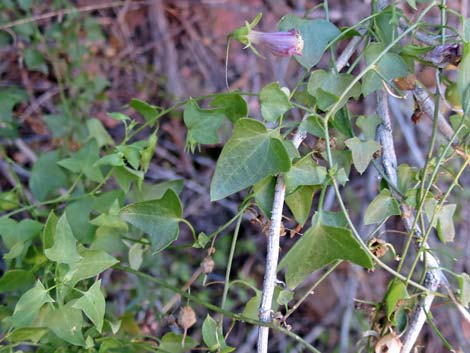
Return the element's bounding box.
[72,280,106,333]
[184,99,225,151]
[10,280,54,328]
[364,189,401,225]
[279,212,374,289]
[210,118,291,200]
[259,82,293,122]
[202,315,235,353]
[29,151,69,201]
[362,43,409,96]
[0,87,28,137]
[345,137,381,174]
[308,70,361,111]
[157,333,198,353]
[210,93,248,123]
[1,3,468,352]
[119,189,183,253]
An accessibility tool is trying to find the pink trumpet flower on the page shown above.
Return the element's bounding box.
[247,29,304,57]
[231,13,304,58]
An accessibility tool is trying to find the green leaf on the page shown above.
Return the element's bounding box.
[278,16,340,69]
[65,198,95,243]
[118,143,143,170]
[210,93,248,123]
[8,327,48,344]
[279,215,373,289]
[285,155,326,194]
[457,41,470,115]
[46,305,85,346]
[385,279,409,321]
[129,243,145,270]
[58,140,103,183]
[108,112,130,121]
[276,289,294,306]
[397,164,417,195]
[192,232,210,249]
[210,118,291,201]
[141,130,157,173]
[24,48,48,74]
[45,214,81,265]
[457,272,470,308]
[42,212,56,250]
[345,137,381,174]
[86,119,114,147]
[356,114,381,140]
[66,249,119,286]
[253,176,276,217]
[183,99,225,151]
[29,151,69,201]
[130,98,160,123]
[114,165,145,193]
[259,82,292,122]
[406,0,417,9]
[362,43,409,96]
[202,315,235,353]
[157,333,198,353]
[91,213,128,232]
[331,108,354,138]
[301,114,326,138]
[43,114,74,138]
[11,280,54,328]
[307,70,360,111]
[424,199,457,243]
[130,179,184,202]
[285,185,318,226]
[364,189,401,225]
[72,280,105,333]
[120,189,183,253]
[0,87,28,137]
[0,218,42,251]
[0,270,35,293]
[242,292,261,320]
[374,7,399,45]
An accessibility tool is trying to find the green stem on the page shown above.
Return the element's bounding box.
[179,219,197,241]
[221,212,244,310]
[405,156,470,284]
[396,121,464,273]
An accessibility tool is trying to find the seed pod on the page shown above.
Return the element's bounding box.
[201,256,215,274]
[178,306,196,331]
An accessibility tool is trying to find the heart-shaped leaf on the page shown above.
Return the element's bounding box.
[345,137,381,174]
[279,213,373,289]
[210,118,291,201]
[308,70,361,111]
[120,189,183,252]
[259,82,292,122]
[364,189,401,225]
[184,99,225,151]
